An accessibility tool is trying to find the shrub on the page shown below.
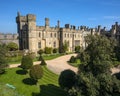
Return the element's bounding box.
[69,56,76,63]
[38,55,43,61]
[59,69,76,90]
[45,47,52,54]
[21,55,33,70]
[38,49,44,55]
[53,48,58,53]
[7,42,18,51]
[29,65,43,81]
[75,46,80,53]
[40,58,47,65]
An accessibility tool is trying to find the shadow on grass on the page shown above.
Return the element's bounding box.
[114,72,120,80]
[32,84,68,96]
[16,70,28,75]
[22,78,37,85]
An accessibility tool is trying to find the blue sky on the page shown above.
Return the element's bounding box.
[0,0,120,33]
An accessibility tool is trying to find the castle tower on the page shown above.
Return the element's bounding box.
[16,13,37,53]
[27,14,37,53]
[97,25,101,35]
[57,20,60,28]
[16,12,28,50]
[45,18,49,28]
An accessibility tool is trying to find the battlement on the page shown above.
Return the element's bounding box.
[27,14,36,21]
[0,33,18,40]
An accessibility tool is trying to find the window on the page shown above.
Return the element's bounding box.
[65,33,66,37]
[39,32,41,37]
[67,34,69,38]
[54,33,56,37]
[51,33,52,37]
[38,42,41,48]
[53,41,56,48]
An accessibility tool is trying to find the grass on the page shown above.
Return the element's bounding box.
[68,59,81,67]
[0,66,67,96]
[7,56,22,64]
[8,54,64,64]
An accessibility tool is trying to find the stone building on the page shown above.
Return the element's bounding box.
[16,12,102,54]
[110,22,120,44]
[0,33,18,45]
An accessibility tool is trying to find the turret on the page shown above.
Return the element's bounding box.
[45,18,49,28]
[57,20,60,28]
[98,25,101,32]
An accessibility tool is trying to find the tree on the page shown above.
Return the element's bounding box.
[44,47,52,54]
[76,35,120,96]
[53,48,58,53]
[75,46,80,53]
[7,42,18,51]
[21,55,33,70]
[38,49,44,61]
[0,44,8,74]
[40,58,47,65]
[59,69,76,90]
[62,35,120,96]
[29,65,43,83]
[38,49,44,55]
[69,56,76,63]
[62,41,69,53]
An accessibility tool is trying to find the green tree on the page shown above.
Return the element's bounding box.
[21,55,33,70]
[53,48,58,53]
[38,49,44,55]
[75,46,80,53]
[44,47,52,54]
[7,42,18,51]
[76,35,120,96]
[59,69,76,90]
[29,65,43,83]
[62,41,69,53]
[40,57,47,65]
[0,44,8,74]
[38,49,44,61]
[63,35,120,96]
[69,56,76,63]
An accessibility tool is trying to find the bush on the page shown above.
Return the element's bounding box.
[7,42,18,51]
[29,65,43,81]
[53,48,58,53]
[21,55,33,70]
[38,49,44,55]
[75,46,80,53]
[45,47,52,54]
[59,69,76,90]
[69,56,76,63]
[40,58,47,65]
[38,55,43,61]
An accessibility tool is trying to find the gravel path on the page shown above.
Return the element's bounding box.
[9,54,78,74]
[9,54,120,75]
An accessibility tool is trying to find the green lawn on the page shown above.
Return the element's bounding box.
[0,66,67,96]
[68,59,81,67]
[8,54,64,64]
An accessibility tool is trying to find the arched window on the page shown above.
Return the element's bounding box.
[38,42,41,48]
[54,33,56,37]
[65,33,66,37]
[53,41,56,48]
[51,33,52,37]
[39,32,41,37]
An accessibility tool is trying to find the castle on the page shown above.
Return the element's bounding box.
[1,12,120,54]
[16,12,103,54]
